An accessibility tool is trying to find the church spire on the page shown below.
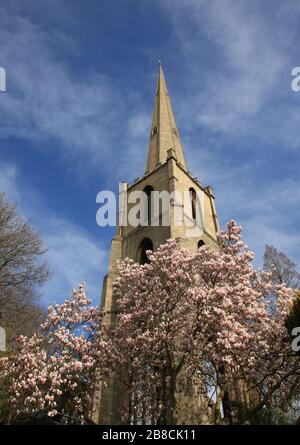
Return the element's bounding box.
[145,62,187,174]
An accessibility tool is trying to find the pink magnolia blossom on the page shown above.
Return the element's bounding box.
[1,284,108,422]
[1,221,299,425]
[108,220,298,424]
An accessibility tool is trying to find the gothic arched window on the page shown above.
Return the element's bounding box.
[152,126,158,136]
[143,185,154,226]
[138,238,153,265]
[189,187,197,220]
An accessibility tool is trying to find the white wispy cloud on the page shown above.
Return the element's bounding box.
[185,141,300,266]
[42,217,107,306]
[0,10,149,177]
[157,0,300,267]
[169,2,280,125]
[0,163,19,201]
[0,161,107,306]
[0,14,115,162]
[0,1,299,283]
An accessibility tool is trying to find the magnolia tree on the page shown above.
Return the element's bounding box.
[0,284,108,423]
[110,221,299,424]
[1,221,300,425]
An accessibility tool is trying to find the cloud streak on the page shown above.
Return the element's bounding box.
[0,161,107,306]
[0,0,299,294]
[159,0,300,266]
[0,9,150,180]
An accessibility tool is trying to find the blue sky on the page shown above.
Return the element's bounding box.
[0,0,300,307]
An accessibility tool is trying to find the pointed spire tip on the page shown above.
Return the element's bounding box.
[146,61,188,173]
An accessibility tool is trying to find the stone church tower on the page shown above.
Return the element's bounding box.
[95,63,220,424]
